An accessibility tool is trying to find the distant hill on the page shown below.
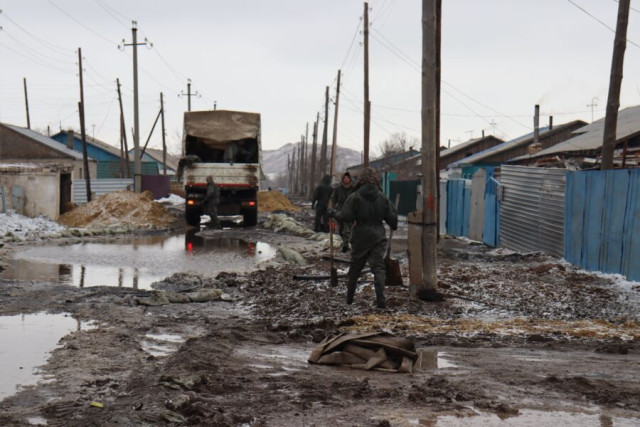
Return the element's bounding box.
[262,143,362,178]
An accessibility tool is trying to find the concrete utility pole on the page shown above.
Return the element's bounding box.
[587,97,598,123]
[419,0,438,296]
[23,77,31,129]
[363,1,371,167]
[180,79,200,112]
[601,0,630,170]
[116,78,130,178]
[330,69,342,178]
[77,48,91,202]
[161,92,167,175]
[120,21,148,193]
[320,86,330,176]
[309,114,319,197]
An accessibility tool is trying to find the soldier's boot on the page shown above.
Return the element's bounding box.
[374,278,386,309]
[346,277,357,305]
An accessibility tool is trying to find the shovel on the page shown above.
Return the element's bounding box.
[385,194,402,287]
[329,217,338,287]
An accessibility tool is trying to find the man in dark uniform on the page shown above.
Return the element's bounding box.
[202,175,221,229]
[311,175,333,232]
[333,168,397,308]
[332,171,355,252]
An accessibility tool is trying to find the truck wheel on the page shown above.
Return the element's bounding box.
[185,209,201,227]
[243,210,258,227]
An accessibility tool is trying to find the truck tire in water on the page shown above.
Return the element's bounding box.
[185,208,201,227]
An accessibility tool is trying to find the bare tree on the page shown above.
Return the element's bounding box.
[375,132,418,159]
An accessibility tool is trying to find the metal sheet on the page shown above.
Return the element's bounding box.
[469,169,486,241]
[500,166,566,257]
[73,179,133,204]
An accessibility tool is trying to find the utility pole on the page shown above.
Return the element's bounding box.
[140,107,162,158]
[309,114,319,197]
[320,86,330,176]
[77,48,91,202]
[419,0,438,297]
[180,79,200,111]
[587,97,598,123]
[298,136,304,195]
[602,0,630,170]
[363,1,371,167]
[435,0,442,242]
[120,21,148,193]
[116,78,130,178]
[161,92,167,175]
[303,122,309,195]
[23,77,31,129]
[330,69,342,178]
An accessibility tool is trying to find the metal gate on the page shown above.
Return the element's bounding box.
[500,165,566,256]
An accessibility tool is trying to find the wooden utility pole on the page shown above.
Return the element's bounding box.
[298,137,304,195]
[23,77,31,129]
[435,0,441,240]
[309,114,319,197]
[160,92,167,175]
[419,0,438,295]
[303,122,309,194]
[121,21,147,192]
[77,48,91,202]
[601,0,630,170]
[116,78,130,178]
[287,154,292,191]
[140,107,162,158]
[330,69,342,178]
[320,86,330,177]
[363,1,371,167]
[292,146,298,193]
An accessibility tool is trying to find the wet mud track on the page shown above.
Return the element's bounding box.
[0,225,639,425]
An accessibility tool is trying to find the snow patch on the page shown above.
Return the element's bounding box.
[156,194,185,206]
[0,212,66,241]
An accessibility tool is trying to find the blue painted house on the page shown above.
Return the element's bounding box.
[51,131,158,178]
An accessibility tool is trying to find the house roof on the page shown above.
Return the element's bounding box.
[346,149,419,171]
[448,120,586,168]
[440,135,503,159]
[519,105,640,159]
[3,124,86,160]
[53,130,122,158]
[140,147,180,171]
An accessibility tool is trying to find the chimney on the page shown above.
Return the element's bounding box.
[533,104,540,145]
[549,116,553,131]
[67,130,75,149]
[448,139,451,149]
[482,130,485,138]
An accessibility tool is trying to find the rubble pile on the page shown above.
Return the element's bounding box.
[58,190,176,229]
[262,213,341,248]
[258,191,300,212]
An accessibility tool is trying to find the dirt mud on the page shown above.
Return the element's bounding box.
[0,210,639,426]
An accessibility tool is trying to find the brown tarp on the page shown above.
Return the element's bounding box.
[184,110,260,150]
[308,332,418,373]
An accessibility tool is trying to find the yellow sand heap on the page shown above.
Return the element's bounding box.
[258,191,300,212]
[58,190,176,229]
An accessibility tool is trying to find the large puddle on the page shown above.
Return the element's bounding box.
[0,312,92,401]
[1,231,277,289]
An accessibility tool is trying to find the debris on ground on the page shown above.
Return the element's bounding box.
[308,332,418,373]
[263,213,342,248]
[258,191,300,212]
[58,190,177,229]
[0,211,66,242]
[129,289,232,306]
[151,272,216,292]
[277,246,307,266]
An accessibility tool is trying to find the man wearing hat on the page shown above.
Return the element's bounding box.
[332,168,397,308]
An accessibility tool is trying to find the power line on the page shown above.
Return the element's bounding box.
[566,0,640,48]
[93,0,129,29]
[46,0,117,46]
[0,9,73,56]
[340,19,362,70]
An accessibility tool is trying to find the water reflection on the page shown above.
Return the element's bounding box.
[2,232,277,290]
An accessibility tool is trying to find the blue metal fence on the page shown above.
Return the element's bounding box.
[446,179,471,237]
[482,169,500,247]
[565,169,640,281]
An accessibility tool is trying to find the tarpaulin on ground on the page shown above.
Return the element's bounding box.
[308,332,418,373]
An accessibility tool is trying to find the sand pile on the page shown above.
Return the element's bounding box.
[258,191,300,212]
[58,190,176,229]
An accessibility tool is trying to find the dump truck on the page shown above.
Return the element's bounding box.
[180,110,262,227]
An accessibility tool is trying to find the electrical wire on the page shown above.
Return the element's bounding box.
[566,0,640,48]
[46,0,118,47]
[93,0,129,29]
[0,9,74,56]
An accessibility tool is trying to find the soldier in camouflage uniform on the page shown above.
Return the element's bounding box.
[334,168,397,308]
[332,171,355,252]
[202,175,221,229]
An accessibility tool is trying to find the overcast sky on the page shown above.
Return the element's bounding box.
[1,0,640,156]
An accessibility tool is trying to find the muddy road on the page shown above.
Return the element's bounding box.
[0,212,639,426]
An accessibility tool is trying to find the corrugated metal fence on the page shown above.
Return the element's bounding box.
[500,166,566,256]
[565,169,640,281]
[446,179,471,237]
[73,179,133,204]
